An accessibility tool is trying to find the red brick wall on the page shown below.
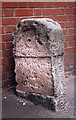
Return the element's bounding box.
[1,2,76,86]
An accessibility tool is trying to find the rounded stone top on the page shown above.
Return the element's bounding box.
[12,18,64,57]
[21,18,61,31]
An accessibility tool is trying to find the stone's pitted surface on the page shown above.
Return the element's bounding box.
[12,18,65,111]
[15,57,53,96]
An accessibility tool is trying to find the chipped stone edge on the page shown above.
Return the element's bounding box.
[51,56,66,111]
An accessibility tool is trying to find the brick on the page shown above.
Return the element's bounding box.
[64,42,68,48]
[20,17,29,21]
[2,34,12,41]
[15,9,33,16]
[0,66,2,75]
[2,59,14,72]
[0,18,2,25]
[2,73,7,80]
[2,2,19,8]
[0,26,2,34]
[64,41,76,48]
[65,35,76,41]
[63,29,68,35]
[0,58,2,66]
[2,65,9,73]
[43,9,58,15]
[27,2,44,8]
[6,26,15,33]
[18,2,27,8]
[59,22,65,28]
[2,64,14,72]
[53,2,68,7]
[2,2,27,8]
[2,18,20,25]
[2,26,4,34]
[0,42,6,50]
[2,58,7,65]
[34,9,42,16]
[0,26,4,34]
[0,10,2,17]
[2,79,15,86]
[69,15,75,21]
[2,49,13,57]
[3,9,14,17]
[6,41,12,49]
[0,58,7,66]
[65,21,75,28]
[30,16,46,19]
[65,47,76,54]
[44,2,53,8]
[2,10,3,17]
[65,8,75,14]
[64,65,69,72]
[57,9,65,15]
[0,2,2,8]
[69,28,75,34]
[54,15,68,22]
[67,2,75,7]
[0,51,2,57]
[68,41,76,47]
[44,15,54,20]
[64,54,75,64]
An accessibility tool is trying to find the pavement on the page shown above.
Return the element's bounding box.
[2,75,76,119]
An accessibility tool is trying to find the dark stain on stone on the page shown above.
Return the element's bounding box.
[37,38,43,45]
[27,38,31,42]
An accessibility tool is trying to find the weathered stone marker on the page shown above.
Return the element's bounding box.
[12,18,65,111]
